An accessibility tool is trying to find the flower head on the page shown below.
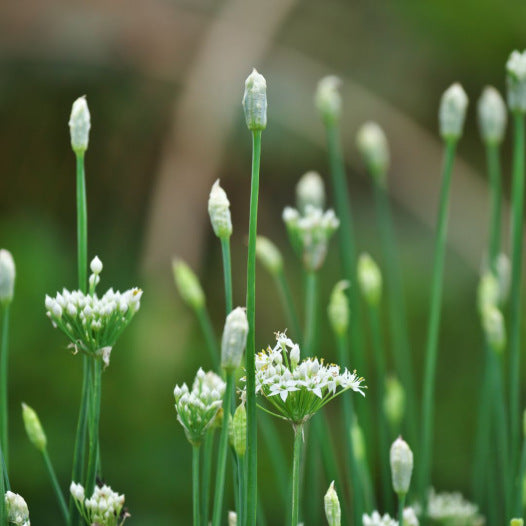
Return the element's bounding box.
[221,307,249,372]
[390,436,414,496]
[242,69,267,131]
[0,249,15,306]
[477,87,507,145]
[208,179,232,239]
[507,50,526,113]
[356,121,390,184]
[315,75,342,125]
[362,511,397,526]
[439,83,468,141]
[5,491,30,526]
[69,96,91,153]
[296,171,326,214]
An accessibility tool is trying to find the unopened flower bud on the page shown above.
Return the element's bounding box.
[477,271,499,314]
[384,376,405,431]
[358,253,382,306]
[221,307,249,372]
[296,171,326,214]
[255,236,283,276]
[507,50,526,113]
[90,256,103,275]
[315,76,342,125]
[478,87,507,145]
[482,305,506,354]
[242,69,267,131]
[208,180,232,239]
[172,259,205,311]
[0,249,15,306]
[324,481,341,526]
[511,519,524,526]
[390,436,413,496]
[22,402,47,452]
[231,404,247,457]
[356,122,390,185]
[328,281,350,336]
[439,83,468,141]
[351,420,366,461]
[69,96,91,153]
[496,253,511,305]
[228,511,238,526]
[5,491,30,524]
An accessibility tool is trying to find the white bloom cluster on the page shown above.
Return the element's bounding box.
[416,489,484,526]
[45,258,142,367]
[248,332,365,425]
[5,491,30,526]
[363,511,397,526]
[70,482,129,526]
[283,205,340,271]
[174,368,226,446]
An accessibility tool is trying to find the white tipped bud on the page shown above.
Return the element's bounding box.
[478,87,507,145]
[315,75,342,124]
[482,305,506,354]
[172,260,205,311]
[324,481,341,526]
[255,236,283,276]
[69,96,91,153]
[439,83,468,141]
[356,122,390,184]
[507,50,526,113]
[90,255,103,275]
[0,249,15,306]
[242,69,267,131]
[357,253,382,306]
[208,180,232,239]
[221,307,249,372]
[296,171,326,214]
[228,511,238,526]
[384,376,405,431]
[22,402,47,452]
[390,436,413,496]
[328,281,350,336]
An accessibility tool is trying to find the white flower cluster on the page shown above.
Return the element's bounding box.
[421,489,484,526]
[283,205,339,271]
[249,332,365,425]
[45,257,142,367]
[70,482,129,526]
[174,368,226,446]
[363,511,397,526]
[5,491,30,526]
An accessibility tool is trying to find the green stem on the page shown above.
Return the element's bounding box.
[237,455,245,526]
[303,271,317,356]
[514,433,526,517]
[398,493,406,526]
[291,423,304,526]
[201,429,215,525]
[0,306,10,472]
[275,270,301,341]
[245,129,262,526]
[0,443,6,526]
[418,139,457,515]
[195,307,220,371]
[212,372,235,526]
[486,143,502,270]
[43,448,69,524]
[220,237,233,315]
[509,112,525,478]
[193,444,201,526]
[86,359,102,496]
[76,152,88,294]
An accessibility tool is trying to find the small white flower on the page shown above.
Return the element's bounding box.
[362,511,397,526]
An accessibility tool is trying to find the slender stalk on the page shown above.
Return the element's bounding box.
[220,238,233,315]
[398,494,406,526]
[487,144,502,270]
[514,432,526,516]
[212,372,235,526]
[0,306,10,470]
[509,112,525,477]
[275,270,301,340]
[201,429,215,525]
[245,129,262,526]
[303,271,317,356]
[42,448,69,524]
[195,307,220,371]
[76,152,88,294]
[418,139,457,514]
[85,359,102,496]
[237,455,245,526]
[0,443,6,526]
[291,423,304,526]
[193,444,201,526]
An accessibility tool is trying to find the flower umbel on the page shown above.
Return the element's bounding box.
[5,491,30,526]
[362,511,397,526]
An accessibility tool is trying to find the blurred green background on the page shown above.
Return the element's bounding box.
[1,0,526,523]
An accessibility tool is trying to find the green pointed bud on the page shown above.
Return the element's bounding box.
[231,404,247,457]
[356,121,390,186]
[0,249,15,307]
[315,76,342,125]
[172,259,205,311]
[296,171,326,214]
[324,481,341,526]
[358,253,382,306]
[328,281,350,337]
[228,511,238,526]
[511,519,524,526]
[350,420,366,461]
[242,69,267,131]
[384,376,405,431]
[482,305,506,354]
[208,179,232,239]
[390,436,413,496]
[69,96,91,153]
[221,307,249,372]
[22,403,47,452]
[478,87,507,145]
[507,50,526,113]
[255,236,283,276]
[496,253,511,305]
[439,83,468,141]
[477,271,499,314]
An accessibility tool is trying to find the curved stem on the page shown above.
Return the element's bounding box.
[193,444,201,526]
[0,306,10,471]
[275,270,301,341]
[43,448,70,524]
[195,307,220,371]
[220,237,233,315]
[291,423,304,526]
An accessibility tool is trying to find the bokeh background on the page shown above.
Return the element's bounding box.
[1,0,526,523]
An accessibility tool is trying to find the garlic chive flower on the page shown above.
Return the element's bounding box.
[478,87,507,145]
[403,507,419,526]
[21,403,46,453]
[324,481,341,526]
[315,75,342,125]
[0,249,15,306]
[296,171,326,214]
[328,280,350,337]
[283,205,339,271]
[507,50,526,113]
[255,236,283,276]
[45,257,142,368]
[208,180,232,239]
[248,332,365,425]
[242,69,267,131]
[172,259,205,311]
[221,307,249,372]
[439,83,468,141]
[5,491,30,526]
[358,253,382,307]
[70,482,129,526]
[174,368,226,446]
[390,436,413,496]
[69,96,91,153]
[356,122,390,185]
[362,511,397,526]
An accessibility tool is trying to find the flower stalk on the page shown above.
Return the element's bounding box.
[291,423,304,526]
[193,444,201,526]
